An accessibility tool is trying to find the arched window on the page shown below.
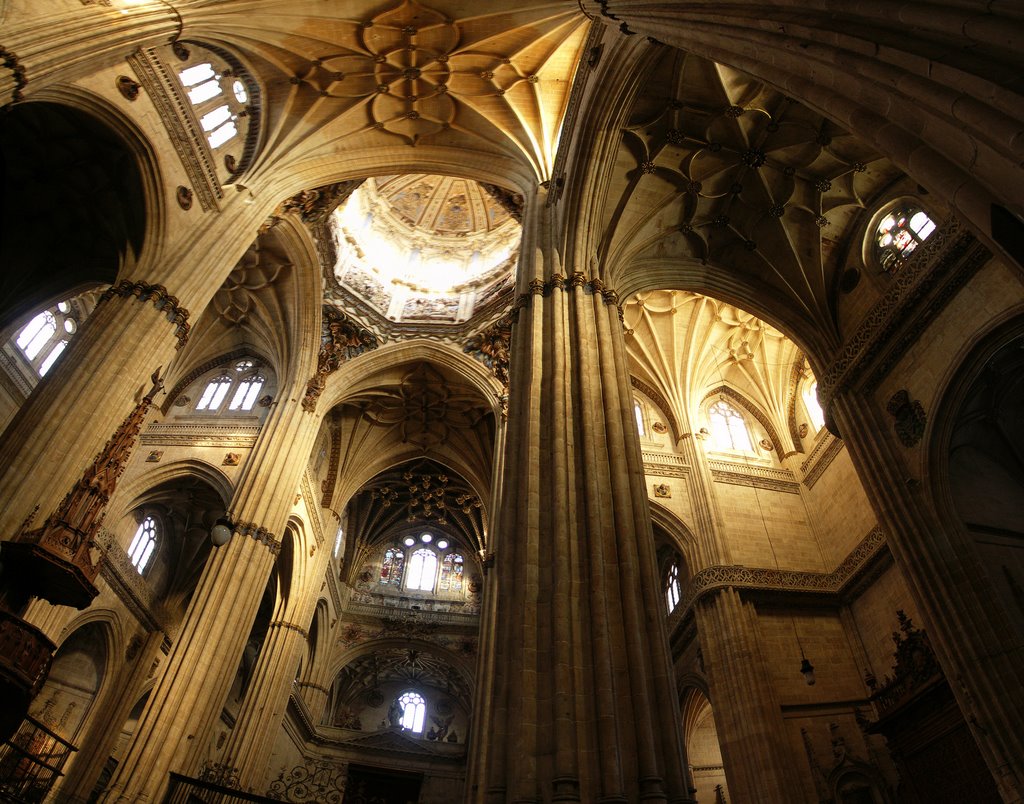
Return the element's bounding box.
[397,690,426,733]
[406,547,438,592]
[666,562,681,613]
[128,516,158,574]
[634,401,645,436]
[802,379,826,433]
[12,301,81,378]
[875,206,936,272]
[380,547,405,587]
[333,525,345,560]
[195,359,267,413]
[172,42,259,179]
[708,399,752,451]
[439,553,464,592]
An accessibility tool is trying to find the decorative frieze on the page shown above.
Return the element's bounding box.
[98,280,191,349]
[642,451,691,479]
[800,432,844,489]
[140,422,261,448]
[126,47,223,211]
[677,526,887,617]
[707,459,800,494]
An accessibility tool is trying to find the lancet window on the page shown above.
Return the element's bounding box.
[666,562,681,613]
[13,301,80,377]
[397,690,426,733]
[195,359,266,413]
[708,399,753,452]
[128,516,158,575]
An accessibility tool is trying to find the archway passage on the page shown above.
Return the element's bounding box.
[0,102,146,329]
[682,690,728,804]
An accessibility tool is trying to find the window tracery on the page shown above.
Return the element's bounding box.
[194,359,266,414]
[708,399,753,452]
[666,562,681,613]
[377,535,466,595]
[397,690,426,733]
[874,205,936,272]
[128,516,158,575]
[12,301,80,378]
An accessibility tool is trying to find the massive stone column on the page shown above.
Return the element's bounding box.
[694,588,800,803]
[830,389,1024,802]
[102,392,320,802]
[470,198,692,803]
[217,540,331,791]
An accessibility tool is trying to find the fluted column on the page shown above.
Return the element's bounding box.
[470,199,691,804]
[220,547,332,791]
[102,388,320,802]
[694,588,801,803]
[830,389,1024,802]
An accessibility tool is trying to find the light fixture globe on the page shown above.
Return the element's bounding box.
[210,517,234,547]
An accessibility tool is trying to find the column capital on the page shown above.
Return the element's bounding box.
[97,280,191,349]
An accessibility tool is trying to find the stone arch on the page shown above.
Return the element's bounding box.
[680,686,729,804]
[0,90,160,330]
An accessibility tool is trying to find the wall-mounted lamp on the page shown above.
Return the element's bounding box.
[210,517,234,547]
[799,657,816,686]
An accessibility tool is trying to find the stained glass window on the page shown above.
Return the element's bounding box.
[708,399,752,452]
[380,547,404,586]
[406,548,438,592]
[439,553,464,592]
[398,691,426,733]
[128,516,158,574]
[875,207,936,272]
[666,562,681,613]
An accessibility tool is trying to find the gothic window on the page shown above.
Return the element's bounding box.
[333,526,345,560]
[398,690,426,733]
[171,43,259,178]
[407,547,439,592]
[634,400,645,436]
[195,359,266,413]
[439,552,464,592]
[666,562,681,613]
[128,516,158,574]
[802,379,826,433]
[380,547,405,586]
[13,301,79,377]
[875,206,936,272]
[708,399,753,452]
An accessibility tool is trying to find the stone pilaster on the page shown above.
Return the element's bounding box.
[694,588,800,803]
[101,390,321,802]
[470,203,692,802]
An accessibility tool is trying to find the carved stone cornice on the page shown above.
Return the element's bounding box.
[126,47,222,212]
[301,469,325,548]
[140,422,262,448]
[464,313,512,391]
[319,419,341,509]
[676,526,887,619]
[818,219,990,414]
[799,432,844,489]
[1,46,27,104]
[98,280,191,349]
[707,460,800,494]
[509,272,624,322]
[232,520,281,556]
[97,530,164,633]
[642,451,690,479]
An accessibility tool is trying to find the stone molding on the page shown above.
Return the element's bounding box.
[632,377,681,443]
[140,422,261,448]
[126,46,223,211]
[642,451,690,479]
[799,432,844,489]
[270,620,309,639]
[233,520,281,556]
[509,272,623,322]
[1,45,27,104]
[98,530,165,633]
[817,219,989,410]
[97,280,191,348]
[301,470,325,548]
[707,460,800,494]
[343,600,479,628]
[675,526,887,619]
